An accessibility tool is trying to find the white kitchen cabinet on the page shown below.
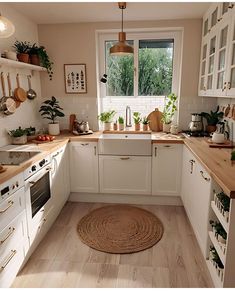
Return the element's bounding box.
[51,144,70,210]
[199,3,235,97]
[99,155,151,195]
[152,144,182,196]
[70,142,98,193]
[181,146,211,257]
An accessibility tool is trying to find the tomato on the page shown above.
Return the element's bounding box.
[37,135,42,141]
[45,136,51,141]
[41,136,46,141]
[50,136,55,141]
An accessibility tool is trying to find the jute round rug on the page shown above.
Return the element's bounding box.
[77,205,164,254]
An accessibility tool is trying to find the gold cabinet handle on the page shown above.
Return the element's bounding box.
[228,4,234,8]
[0,201,14,214]
[120,157,130,160]
[200,170,210,182]
[38,218,47,230]
[203,85,207,91]
[227,81,231,90]
[154,147,157,157]
[222,82,227,92]
[163,145,171,148]
[94,146,97,156]
[0,227,15,245]
[189,159,195,174]
[81,143,89,146]
[0,250,17,272]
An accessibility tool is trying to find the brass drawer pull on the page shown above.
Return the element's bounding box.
[94,146,97,156]
[81,143,89,146]
[0,201,14,214]
[200,170,210,182]
[0,227,15,245]
[120,157,130,160]
[155,147,157,157]
[164,145,171,148]
[0,250,17,272]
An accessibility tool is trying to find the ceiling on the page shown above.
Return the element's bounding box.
[10,2,210,25]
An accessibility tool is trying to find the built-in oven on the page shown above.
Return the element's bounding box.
[24,156,53,238]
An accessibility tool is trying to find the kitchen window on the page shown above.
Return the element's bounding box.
[97,29,183,117]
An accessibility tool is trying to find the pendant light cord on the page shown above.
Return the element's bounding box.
[121,8,123,33]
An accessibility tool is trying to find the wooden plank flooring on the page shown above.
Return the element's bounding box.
[12,202,213,288]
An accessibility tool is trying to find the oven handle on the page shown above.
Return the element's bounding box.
[27,165,52,185]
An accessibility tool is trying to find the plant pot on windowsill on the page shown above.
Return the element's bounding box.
[103,122,112,131]
[119,123,124,130]
[135,123,141,131]
[163,123,171,133]
[48,123,60,136]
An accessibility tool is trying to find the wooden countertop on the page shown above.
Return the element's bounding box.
[0,131,235,199]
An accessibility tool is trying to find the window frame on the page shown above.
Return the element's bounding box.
[97,28,183,100]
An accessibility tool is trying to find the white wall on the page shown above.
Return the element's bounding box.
[0,4,42,147]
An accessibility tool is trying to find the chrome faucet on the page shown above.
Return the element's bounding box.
[126,106,132,127]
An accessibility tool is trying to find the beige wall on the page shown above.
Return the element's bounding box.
[0,4,43,147]
[38,18,217,131]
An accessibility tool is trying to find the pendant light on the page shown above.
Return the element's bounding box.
[110,2,133,56]
[0,13,15,38]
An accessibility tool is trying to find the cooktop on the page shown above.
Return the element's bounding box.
[0,151,41,165]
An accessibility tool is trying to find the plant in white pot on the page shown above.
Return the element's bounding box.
[39,96,65,135]
[161,93,178,133]
[98,110,116,131]
[8,127,27,145]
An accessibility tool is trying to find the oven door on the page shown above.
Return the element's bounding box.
[25,165,53,236]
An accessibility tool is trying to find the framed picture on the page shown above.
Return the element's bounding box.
[64,64,87,94]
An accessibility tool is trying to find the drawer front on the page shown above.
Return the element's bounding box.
[0,211,27,258]
[0,241,24,287]
[0,187,25,231]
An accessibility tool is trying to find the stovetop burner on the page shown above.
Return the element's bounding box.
[0,151,41,165]
[183,131,210,137]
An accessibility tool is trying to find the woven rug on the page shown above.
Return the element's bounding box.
[77,205,164,254]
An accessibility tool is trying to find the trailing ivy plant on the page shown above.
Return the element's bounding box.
[39,96,64,124]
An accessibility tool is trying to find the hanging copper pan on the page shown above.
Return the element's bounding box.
[14,73,27,102]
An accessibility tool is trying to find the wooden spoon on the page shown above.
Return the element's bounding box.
[14,73,27,102]
[7,73,20,108]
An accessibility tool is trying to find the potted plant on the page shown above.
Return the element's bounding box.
[161,93,178,133]
[28,44,53,80]
[39,96,65,135]
[209,246,224,274]
[142,116,149,131]
[98,110,116,131]
[118,116,124,131]
[216,191,230,221]
[133,112,142,131]
[210,220,227,244]
[8,126,27,144]
[201,106,224,133]
[13,40,30,63]
[231,151,235,164]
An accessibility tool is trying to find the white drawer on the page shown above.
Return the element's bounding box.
[0,187,25,231]
[0,211,27,258]
[29,205,54,246]
[0,241,24,287]
[0,173,24,203]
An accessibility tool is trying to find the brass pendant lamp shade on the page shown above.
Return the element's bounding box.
[110,2,133,56]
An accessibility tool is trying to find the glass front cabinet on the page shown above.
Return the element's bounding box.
[199,2,235,97]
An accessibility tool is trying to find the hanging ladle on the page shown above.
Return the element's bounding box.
[27,75,37,100]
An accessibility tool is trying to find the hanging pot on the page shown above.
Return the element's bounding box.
[0,72,16,115]
[7,73,20,108]
[26,75,37,100]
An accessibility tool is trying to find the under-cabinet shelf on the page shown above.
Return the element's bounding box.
[211,201,229,232]
[208,231,226,265]
[0,57,47,72]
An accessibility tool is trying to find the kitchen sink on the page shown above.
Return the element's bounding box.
[98,133,152,156]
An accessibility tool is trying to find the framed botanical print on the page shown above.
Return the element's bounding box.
[64,64,87,94]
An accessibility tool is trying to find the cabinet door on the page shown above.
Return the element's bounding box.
[214,17,231,96]
[152,144,182,196]
[226,11,235,97]
[99,156,151,195]
[70,142,98,193]
[199,39,209,96]
[192,162,211,257]
[206,30,218,95]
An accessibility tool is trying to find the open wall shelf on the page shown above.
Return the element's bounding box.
[0,58,47,72]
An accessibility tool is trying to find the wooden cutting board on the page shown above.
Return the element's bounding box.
[147,108,163,132]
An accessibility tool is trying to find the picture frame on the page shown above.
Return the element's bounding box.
[64,64,87,94]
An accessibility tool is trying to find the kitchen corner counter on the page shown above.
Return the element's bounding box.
[184,136,235,198]
[151,132,185,143]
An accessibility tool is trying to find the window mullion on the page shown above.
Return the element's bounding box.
[134,39,139,98]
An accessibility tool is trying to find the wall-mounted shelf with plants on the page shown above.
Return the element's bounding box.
[0,57,47,73]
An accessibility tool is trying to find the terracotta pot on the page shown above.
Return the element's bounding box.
[206,125,216,133]
[17,53,30,63]
[135,123,140,131]
[143,124,149,131]
[30,54,40,66]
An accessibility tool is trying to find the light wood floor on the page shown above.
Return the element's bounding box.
[12,202,213,288]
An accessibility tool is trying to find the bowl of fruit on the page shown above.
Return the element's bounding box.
[33,134,55,143]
